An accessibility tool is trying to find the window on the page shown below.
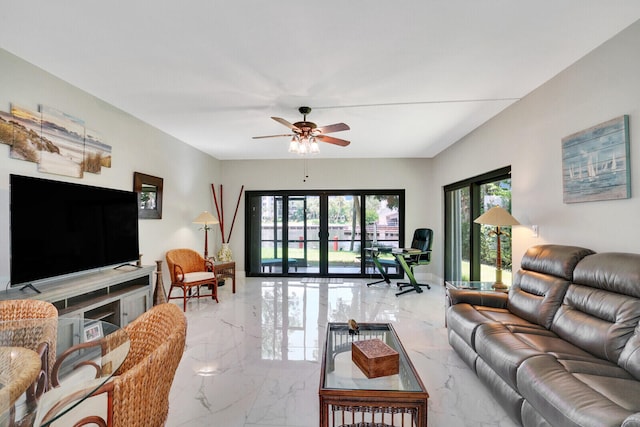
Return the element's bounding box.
[444,167,513,283]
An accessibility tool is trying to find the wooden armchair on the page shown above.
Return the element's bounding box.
[166,248,218,311]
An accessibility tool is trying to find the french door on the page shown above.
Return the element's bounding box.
[444,167,513,283]
[245,190,404,277]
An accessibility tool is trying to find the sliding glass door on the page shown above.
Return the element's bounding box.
[245,190,404,277]
[444,167,513,283]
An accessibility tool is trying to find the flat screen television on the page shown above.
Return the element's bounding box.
[10,174,140,287]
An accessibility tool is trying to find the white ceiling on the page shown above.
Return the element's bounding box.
[1,2,639,160]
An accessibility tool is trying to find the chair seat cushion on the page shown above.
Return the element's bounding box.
[180,272,215,283]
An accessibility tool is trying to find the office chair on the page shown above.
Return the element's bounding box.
[395,228,433,296]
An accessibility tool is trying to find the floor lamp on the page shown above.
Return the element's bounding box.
[193,211,219,259]
[473,206,520,289]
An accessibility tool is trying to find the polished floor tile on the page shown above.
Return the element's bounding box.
[166,277,517,427]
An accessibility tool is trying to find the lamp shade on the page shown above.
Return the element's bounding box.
[474,206,520,226]
[193,211,219,225]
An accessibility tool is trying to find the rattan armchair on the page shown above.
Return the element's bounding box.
[166,248,218,311]
[36,303,187,427]
[0,300,58,393]
[0,299,57,425]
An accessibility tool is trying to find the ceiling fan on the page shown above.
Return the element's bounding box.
[253,106,350,154]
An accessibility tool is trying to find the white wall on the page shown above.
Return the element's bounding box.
[221,158,435,274]
[0,49,222,288]
[433,20,640,275]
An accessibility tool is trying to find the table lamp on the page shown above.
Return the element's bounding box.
[193,211,219,259]
[473,206,520,289]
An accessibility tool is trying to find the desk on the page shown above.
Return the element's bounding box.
[213,261,236,293]
[364,248,394,287]
[0,318,129,427]
[393,248,431,296]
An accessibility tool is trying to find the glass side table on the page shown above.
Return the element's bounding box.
[445,280,510,292]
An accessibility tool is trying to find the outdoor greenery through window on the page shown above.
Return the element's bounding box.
[245,190,405,277]
[444,166,513,284]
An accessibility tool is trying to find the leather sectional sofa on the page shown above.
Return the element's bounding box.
[446,244,640,427]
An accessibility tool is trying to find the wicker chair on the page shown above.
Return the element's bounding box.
[110,303,186,426]
[37,303,187,427]
[166,248,218,311]
[0,300,58,394]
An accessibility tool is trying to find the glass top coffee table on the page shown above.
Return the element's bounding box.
[319,323,428,427]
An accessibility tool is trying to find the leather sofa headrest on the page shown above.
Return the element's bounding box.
[573,252,640,298]
[521,244,595,280]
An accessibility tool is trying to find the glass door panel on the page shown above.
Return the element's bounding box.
[445,187,470,281]
[327,195,361,274]
[364,194,400,274]
[260,195,285,273]
[443,167,512,284]
[478,179,513,284]
[287,196,320,274]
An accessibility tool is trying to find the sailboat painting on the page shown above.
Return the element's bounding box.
[562,115,630,203]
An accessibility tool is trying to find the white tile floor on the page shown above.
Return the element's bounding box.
[166,277,518,427]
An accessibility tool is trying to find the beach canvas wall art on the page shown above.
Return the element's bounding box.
[9,105,44,164]
[85,128,112,173]
[39,105,85,178]
[562,115,630,203]
[0,102,112,178]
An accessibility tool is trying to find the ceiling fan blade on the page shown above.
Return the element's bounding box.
[252,134,294,139]
[316,123,350,134]
[316,134,350,147]
[271,117,301,132]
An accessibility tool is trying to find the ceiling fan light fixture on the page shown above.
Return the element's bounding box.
[298,139,308,155]
[310,137,320,154]
[288,136,299,153]
[254,106,349,155]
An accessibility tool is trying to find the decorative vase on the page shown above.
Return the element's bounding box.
[217,243,233,262]
[154,260,168,305]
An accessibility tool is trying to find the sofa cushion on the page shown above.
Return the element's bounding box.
[573,253,640,299]
[446,303,540,350]
[507,245,593,329]
[509,270,571,329]
[446,304,505,349]
[518,355,640,427]
[520,245,595,281]
[552,284,640,364]
[619,323,640,380]
[475,323,544,389]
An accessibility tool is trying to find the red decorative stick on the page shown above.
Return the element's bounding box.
[227,185,244,242]
[211,183,224,243]
[219,184,225,243]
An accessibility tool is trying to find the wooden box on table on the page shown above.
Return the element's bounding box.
[352,338,399,378]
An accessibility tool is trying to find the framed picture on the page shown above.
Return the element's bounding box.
[84,322,104,342]
[562,115,630,203]
[134,172,163,219]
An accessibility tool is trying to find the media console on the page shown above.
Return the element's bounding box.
[0,265,154,354]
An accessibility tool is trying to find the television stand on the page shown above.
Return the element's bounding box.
[0,266,154,331]
[114,263,143,270]
[19,283,42,294]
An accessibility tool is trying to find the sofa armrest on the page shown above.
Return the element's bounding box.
[623,413,640,427]
[447,288,508,309]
